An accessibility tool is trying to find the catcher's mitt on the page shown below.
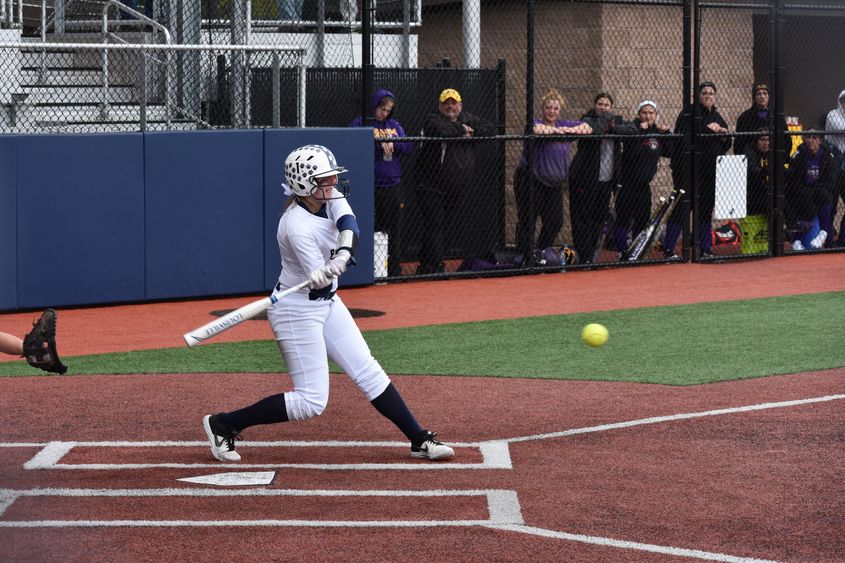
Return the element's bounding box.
[23,308,68,375]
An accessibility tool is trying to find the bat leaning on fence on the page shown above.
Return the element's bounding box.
[622,189,684,261]
[183,279,311,347]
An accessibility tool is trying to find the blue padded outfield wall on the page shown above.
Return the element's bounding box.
[0,128,375,311]
[0,136,17,311]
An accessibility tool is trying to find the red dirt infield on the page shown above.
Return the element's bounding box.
[1,253,844,561]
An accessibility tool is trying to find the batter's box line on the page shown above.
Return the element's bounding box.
[18,440,512,471]
[0,487,524,527]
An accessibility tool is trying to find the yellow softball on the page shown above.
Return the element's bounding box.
[581,323,609,348]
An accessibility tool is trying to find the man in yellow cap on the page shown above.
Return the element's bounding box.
[414,88,495,274]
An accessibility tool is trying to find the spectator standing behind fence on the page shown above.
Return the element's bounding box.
[824,90,845,246]
[349,89,412,277]
[785,131,836,250]
[662,81,732,259]
[414,88,495,275]
[513,89,591,264]
[568,92,627,263]
[613,100,672,260]
[734,82,789,157]
[744,129,771,217]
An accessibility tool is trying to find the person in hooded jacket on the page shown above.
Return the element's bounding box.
[662,81,732,259]
[785,131,837,250]
[735,82,789,158]
[350,89,413,276]
[824,90,845,245]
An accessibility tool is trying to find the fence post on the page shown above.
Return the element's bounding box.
[771,0,786,256]
[298,62,306,127]
[689,0,702,260]
[401,0,411,68]
[230,1,246,127]
[139,38,146,131]
[272,51,280,128]
[462,0,480,68]
[316,0,325,68]
[54,0,64,34]
[362,0,373,125]
[524,0,536,258]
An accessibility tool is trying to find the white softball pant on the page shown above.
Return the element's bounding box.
[266,291,391,421]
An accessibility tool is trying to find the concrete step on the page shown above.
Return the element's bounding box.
[33,121,198,133]
[21,31,149,44]
[20,67,104,86]
[20,84,136,103]
[29,103,170,123]
[19,49,79,67]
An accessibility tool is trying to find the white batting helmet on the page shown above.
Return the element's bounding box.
[283,145,348,197]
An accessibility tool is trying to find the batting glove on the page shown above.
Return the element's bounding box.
[325,250,351,278]
[308,267,332,289]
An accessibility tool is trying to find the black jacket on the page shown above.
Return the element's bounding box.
[734,105,789,157]
[670,104,732,188]
[569,110,627,188]
[617,120,672,184]
[744,145,770,215]
[785,143,837,221]
[416,110,495,191]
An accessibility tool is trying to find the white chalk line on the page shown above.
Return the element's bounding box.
[503,394,845,444]
[2,393,836,561]
[0,487,774,561]
[0,487,524,528]
[488,524,780,563]
[18,440,512,471]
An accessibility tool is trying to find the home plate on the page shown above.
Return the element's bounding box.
[177,471,276,486]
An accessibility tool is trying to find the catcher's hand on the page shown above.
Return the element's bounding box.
[23,308,68,375]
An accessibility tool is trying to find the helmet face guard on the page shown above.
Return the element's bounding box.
[284,145,350,198]
[309,178,351,201]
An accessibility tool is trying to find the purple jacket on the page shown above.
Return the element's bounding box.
[349,88,413,189]
[519,118,582,187]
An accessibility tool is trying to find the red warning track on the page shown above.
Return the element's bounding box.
[1,253,843,561]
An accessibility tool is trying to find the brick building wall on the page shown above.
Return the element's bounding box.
[415,1,756,248]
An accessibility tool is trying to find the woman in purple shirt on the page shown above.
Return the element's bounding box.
[514,89,591,264]
[350,89,413,276]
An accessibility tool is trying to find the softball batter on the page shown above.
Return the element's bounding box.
[203,144,454,462]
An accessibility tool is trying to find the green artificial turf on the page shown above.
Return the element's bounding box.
[2,292,842,385]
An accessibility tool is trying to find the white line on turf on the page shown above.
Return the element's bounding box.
[0,490,17,517]
[18,441,507,471]
[504,394,845,444]
[46,462,491,470]
[0,487,523,527]
[488,524,781,563]
[0,519,498,528]
[22,441,75,469]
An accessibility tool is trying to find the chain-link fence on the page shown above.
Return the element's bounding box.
[697,0,845,261]
[1,0,843,281]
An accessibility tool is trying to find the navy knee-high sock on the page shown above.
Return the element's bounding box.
[219,393,288,432]
[370,383,422,442]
